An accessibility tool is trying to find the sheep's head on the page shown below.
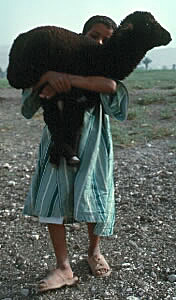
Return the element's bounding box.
[119,11,172,50]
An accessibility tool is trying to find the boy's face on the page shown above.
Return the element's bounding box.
[86,23,113,45]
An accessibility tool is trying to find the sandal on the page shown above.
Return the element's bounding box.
[39,270,78,292]
[88,254,111,277]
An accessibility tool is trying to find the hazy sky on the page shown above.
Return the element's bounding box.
[1,0,176,48]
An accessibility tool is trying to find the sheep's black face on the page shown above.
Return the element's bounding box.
[120,11,172,50]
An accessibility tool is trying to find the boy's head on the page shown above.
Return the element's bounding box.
[82,15,117,44]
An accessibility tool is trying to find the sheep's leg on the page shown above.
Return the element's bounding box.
[62,101,84,166]
[43,98,81,167]
[62,143,80,166]
[62,128,81,166]
[42,99,65,167]
[54,99,80,166]
[61,127,81,167]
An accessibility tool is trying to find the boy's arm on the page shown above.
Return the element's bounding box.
[100,81,129,121]
[21,88,41,119]
[34,71,117,99]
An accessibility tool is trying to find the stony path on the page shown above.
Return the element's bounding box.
[0,89,176,299]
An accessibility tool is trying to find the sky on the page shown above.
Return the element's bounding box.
[1,0,176,48]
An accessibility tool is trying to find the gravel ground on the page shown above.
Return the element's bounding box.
[0,89,176,300]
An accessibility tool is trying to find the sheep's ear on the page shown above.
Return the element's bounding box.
[121,22,134,31]
[127,23,133,30]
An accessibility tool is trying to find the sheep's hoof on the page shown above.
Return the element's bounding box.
[49,156,60,168]
[67,156,80,167]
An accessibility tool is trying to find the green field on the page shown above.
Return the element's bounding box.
[111,70,176,147]
[1,70,176,147]
[0,78,11,88]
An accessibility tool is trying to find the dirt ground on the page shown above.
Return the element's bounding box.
[0,88,176,300]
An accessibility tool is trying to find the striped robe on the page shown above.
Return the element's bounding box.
[22,82,129,236]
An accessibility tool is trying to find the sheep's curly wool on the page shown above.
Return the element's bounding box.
[7,11,171,166]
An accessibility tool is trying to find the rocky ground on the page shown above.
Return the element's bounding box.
[0,89,176,300]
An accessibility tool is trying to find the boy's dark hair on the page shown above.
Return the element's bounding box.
[82,15,117,35]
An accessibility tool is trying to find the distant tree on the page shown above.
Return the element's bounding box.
[137,60,144,69]
[142,57,152,70]
[0,67,3,78]
[4,68,7,78]
[172,64,176,70]
[162,65,168,70]
[0,67,7,78]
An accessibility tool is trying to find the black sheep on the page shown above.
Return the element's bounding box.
[7,11,171,166]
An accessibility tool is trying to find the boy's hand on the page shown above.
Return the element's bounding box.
[39,83,56,99]
[47,72,72,93]
[33,71,72,97]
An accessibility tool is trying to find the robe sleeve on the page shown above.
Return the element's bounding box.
[21,88,41,119]
[100,81,129,121]
[21,81,129,121]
